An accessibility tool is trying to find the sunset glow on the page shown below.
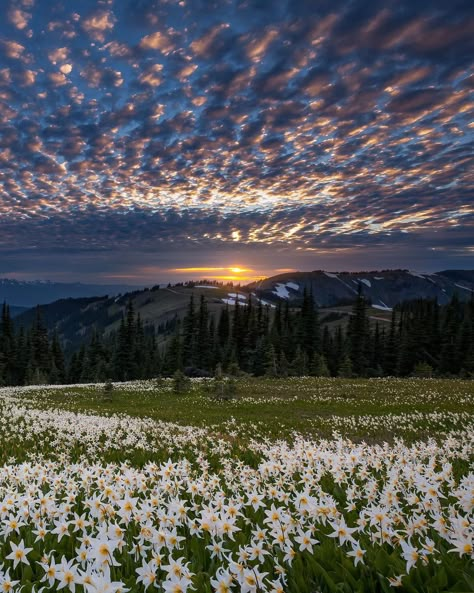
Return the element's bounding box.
[0,0,471,283]
[170,266,263,283]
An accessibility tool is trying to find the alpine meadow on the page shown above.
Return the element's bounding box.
[0,0,473,592]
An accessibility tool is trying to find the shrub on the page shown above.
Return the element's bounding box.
[172,370,191,394]
[412,362,433,378]
[209,376,239,401]
[103,380,114,392]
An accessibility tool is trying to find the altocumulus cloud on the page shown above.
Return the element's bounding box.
[0,0,472,281]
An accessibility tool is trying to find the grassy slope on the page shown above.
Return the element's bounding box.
[19,377,474,442]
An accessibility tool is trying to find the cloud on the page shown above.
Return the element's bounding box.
[48,47,69,65]
[138,63,163,86]
[190,23,230,58]
[80,64,123,88]
[139,30,175,55]
[8,8,31,31]
[245,27,279,63]
[1,40,26,60]
[81,9,116,42]
[0,0,472,281]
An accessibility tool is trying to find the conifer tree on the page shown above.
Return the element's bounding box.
[311,353,330,377]
[338,354,353,378]
[348,285,370,376]
[263,342,278,377]
[439,294,462,375]
[0,303,15,384]
[196,295,211,370]
[217,305,230,348]
[30,307,51,379]
[278,350,289,377]
[50,330,66,384]
[182,295,197,367]
[162,332,183,376]
[291,345,307,376]
[383,310,398,376]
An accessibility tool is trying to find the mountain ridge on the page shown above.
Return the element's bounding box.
[251,268,474,308]
[0,278,143,308]
[11,269,473,352]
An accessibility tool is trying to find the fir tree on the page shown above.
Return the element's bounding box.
[263,342,278,377]
[182,295,197,367]
[291,345,307,376]
[50,330,66,384]
[196,295,211,370]
[348,285,370,376]
[338,354,353,378]
[311,353,330,377]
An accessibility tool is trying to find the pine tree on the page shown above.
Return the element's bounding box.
[15,326,28,385]
[263,342,278,377]
[252,338,266,376]
[68,345,86,383]
[182,295,197,367]
[162,332,183,376]
[278,350,289,377]
[348,285,370,376]
[83,330,108,382]
[172,369,190,394]
[0,303,15,384]
[30,307,52,379]
[298,288,320,359]
[311,353,330,377]
[114,315,129,381]
[338,354,353,378]
[231,296,245,367]
[50,330,66,384]
[383,310,398,376]
[439,294,462,375]
[217,305,230,348]
[196,295,211,371]
[291,345,307,376]
[369,323,384,376]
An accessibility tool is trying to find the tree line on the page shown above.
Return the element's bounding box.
[0,289,473,386]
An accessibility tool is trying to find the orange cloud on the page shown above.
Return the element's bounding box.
[82,10,115,42]
[139,31,175,55]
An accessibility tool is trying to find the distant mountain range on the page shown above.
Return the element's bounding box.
[11,269,473,351]
[0,278,141,308]
[251,269,474,309]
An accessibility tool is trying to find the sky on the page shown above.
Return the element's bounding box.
[0,0,472,285]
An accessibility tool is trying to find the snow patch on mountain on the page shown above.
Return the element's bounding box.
[273,283,290,299]
[272,282,299,299]
[258,298,276,308]
[222,293,248,306]
[373,300,392,311]
[455,283,474,292]
[196,285,219,289]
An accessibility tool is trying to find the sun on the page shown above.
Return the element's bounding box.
[229,267,246,274]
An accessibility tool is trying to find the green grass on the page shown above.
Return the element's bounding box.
[19,376,474,443]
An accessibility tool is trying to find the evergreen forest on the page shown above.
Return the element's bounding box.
[0,288,473,386]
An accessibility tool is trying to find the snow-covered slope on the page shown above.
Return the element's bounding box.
[250,269,474,308]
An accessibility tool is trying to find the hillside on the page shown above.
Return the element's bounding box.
[250,269,474,308]
[14,284,242,350]
[13,269,473,350]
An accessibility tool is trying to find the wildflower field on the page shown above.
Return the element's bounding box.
[0,378,472,593]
